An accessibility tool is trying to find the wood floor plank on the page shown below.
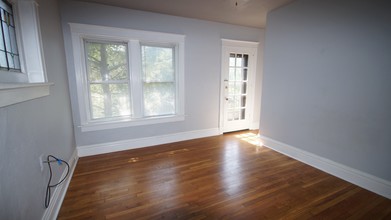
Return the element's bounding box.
[58,131,391,219]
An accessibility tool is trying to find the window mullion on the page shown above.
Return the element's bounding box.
[129,40,143,118]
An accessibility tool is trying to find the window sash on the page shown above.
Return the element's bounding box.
[141,44,176,117]
[84,40,131,120]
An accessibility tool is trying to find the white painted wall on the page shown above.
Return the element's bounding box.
[0,0,75,219]
[261,0,391,181]
[60,1,264,148]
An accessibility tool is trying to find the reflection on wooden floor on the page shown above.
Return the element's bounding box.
[59,130,391,219]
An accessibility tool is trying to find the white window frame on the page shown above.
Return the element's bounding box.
[69,23,185,132]
[0,0,50,108]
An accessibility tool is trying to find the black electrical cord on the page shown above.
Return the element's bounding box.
[44,155,70,208]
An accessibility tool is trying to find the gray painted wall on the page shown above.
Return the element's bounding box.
[0,0,75,219]
[60,1,264,147]
[261,0,391,181]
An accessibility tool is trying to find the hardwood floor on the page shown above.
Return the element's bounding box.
[58,131,391,219]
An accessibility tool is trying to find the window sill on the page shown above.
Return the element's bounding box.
[80,115,185,132]
[0,83,53,108]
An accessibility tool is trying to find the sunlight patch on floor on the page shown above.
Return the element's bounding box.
[235,132,264,147]
[128,157,139,163]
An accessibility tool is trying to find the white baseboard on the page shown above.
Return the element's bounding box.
[259,135,391,199]
[42,149,79,220]
[77,128,220,157]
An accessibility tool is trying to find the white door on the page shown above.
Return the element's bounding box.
[220,40,258,133]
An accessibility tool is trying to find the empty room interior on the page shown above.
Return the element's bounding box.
[0,0,390,219]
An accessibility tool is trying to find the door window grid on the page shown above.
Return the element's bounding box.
[0,0,20,71]
[227,53,248,121]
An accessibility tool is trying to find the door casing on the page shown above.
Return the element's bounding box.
[219,39,258,133]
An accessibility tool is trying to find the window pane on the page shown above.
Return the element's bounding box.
[233,111,240,120]
[243,54,249,67]
[242,82,247,94]
[0,28,4,51]
[9,13,13,26]
[227,96,234,109]
[1,8,5,19]
[243,69,248,80]
[3,23,11,52]
[228,82,235,95]
[86,41,128,82]
[229,67,235,81]
[9,26,17,53]
[236,54,242,67]
[234,82,241,94]
[6,52,13,68]
[229,53,235,67]
[234,95,240,108]
[90,83,130,119]
[241,95,246,107]
[141,45,174,82]
[13,54,19,69]
[142,45,176,117]
[228,95,243,110]
[241,109,246,120]
[235,68,242,81]
[143,82,175,117]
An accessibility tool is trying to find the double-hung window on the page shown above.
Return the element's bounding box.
[70,23,185,131]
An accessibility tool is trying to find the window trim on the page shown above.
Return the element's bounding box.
[0,0,50,107]
[0,0,46,83]
[69,23,185,132]
[0,82,52,107]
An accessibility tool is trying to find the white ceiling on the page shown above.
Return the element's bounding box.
[74,0,295,28]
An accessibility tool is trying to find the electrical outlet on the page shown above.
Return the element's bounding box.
[39,154,44,172]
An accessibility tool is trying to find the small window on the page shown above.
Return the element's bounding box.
[0,0,20,71]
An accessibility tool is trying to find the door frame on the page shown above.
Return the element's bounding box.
[219,39,258,133]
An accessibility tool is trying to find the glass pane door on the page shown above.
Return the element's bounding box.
[226,53,249,122]
[220,41,257,133]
